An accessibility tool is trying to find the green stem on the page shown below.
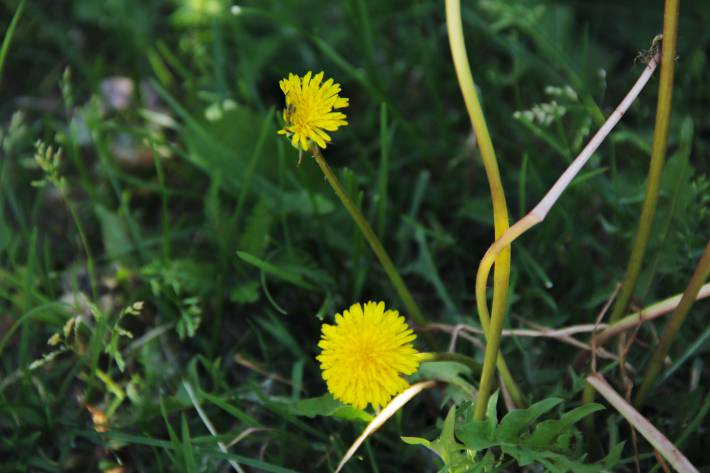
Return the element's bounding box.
[311,148,429,336]
[62,189,98,301]
[608,0,679,324]
[635,240,710,408]
[581,381,599,455]
[445,0,521,418]
[423,352,482,374]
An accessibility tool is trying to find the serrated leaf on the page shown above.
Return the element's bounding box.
[497,397,564,443]
[456,392,499,450]
[526,403,604,450]
[404,406,468,470]
[431,405,458,464]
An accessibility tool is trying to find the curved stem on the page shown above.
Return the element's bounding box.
[445,0,519,418]
[608,0,680,323]
[469,46,660,418]
[311,148,430,338]
[635,240,710,408]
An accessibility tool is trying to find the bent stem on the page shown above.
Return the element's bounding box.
[470,50,660,419]
[608,0,680,324]
[635,240,710,408]
[446,0,520,417]
[311,148,428,332]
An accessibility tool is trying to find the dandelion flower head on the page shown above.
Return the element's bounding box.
[277,71,349,151]
[317,301,421,410]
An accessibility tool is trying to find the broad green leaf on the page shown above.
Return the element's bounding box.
[526,403,604,450]
[416,361,476,399]
[457,392,499,450]
[497,397,564,443]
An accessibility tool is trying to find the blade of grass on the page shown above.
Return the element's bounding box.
[635,240,710,407]
[183,382,245,473]
[656,326,710,386]
[0,0,26,81]
[376,103,391,238]
[236,251,319,292]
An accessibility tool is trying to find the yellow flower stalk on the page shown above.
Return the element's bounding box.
[317,301,422,410]
[277,71,349,151]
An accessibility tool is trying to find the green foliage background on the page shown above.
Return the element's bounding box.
[1,0,709,471]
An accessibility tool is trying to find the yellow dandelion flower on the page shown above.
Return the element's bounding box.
[277,71,349,152]
[317,301,421,410]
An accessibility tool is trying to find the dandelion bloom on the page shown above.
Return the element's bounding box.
[317,301,421,410]
[277,71,349,151]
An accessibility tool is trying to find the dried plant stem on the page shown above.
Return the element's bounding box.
[311,148,428,333]
[608,0,680,324]
[445,0,522,417]
[596,282,710,346]
[635,240,710,407]
[587,373,699,473]
[469,50,659,419]
[335,380,437,473]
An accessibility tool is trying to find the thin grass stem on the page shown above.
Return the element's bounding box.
[608,0,680,324]
[635,240,710,408]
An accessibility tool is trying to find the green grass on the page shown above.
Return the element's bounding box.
[1,0,709,471]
